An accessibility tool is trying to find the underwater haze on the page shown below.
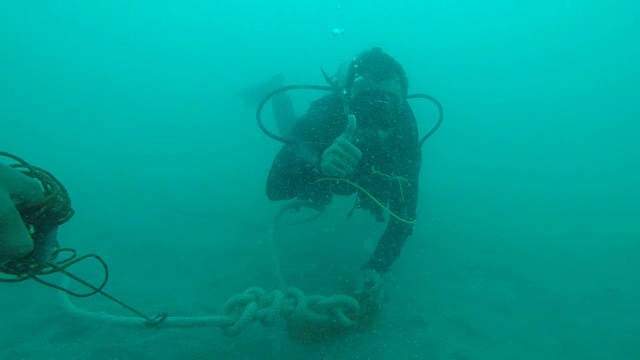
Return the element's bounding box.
[1,0,639,359]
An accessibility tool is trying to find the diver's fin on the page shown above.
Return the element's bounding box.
[237,74,285,108]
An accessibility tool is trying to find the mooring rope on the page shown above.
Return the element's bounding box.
[57,200,361,336]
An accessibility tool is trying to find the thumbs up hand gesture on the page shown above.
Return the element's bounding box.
[320,114,363,177]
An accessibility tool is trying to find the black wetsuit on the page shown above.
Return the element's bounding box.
[266,92,422,273]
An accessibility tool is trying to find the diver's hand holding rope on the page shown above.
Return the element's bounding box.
[0,151,167,326]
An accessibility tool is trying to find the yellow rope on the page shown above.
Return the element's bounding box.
[371,166,406,202]
[397,176,405,202]
[314,177,414,224]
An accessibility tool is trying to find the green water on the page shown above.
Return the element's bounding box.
[1,1,638,359]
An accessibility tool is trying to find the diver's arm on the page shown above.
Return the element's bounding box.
[363,173,419,273]
[364,106,422,273]
[1,162,61,265]
[364,218,414,273]
[266,143,323,200]
[0,162,44,206]
[266,94,344,201]
[0,162,44,264]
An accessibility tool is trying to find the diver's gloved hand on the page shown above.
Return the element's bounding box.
[355,267,384,313]
[320,114,362,177]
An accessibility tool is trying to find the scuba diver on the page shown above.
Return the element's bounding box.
[245,47,442,312]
